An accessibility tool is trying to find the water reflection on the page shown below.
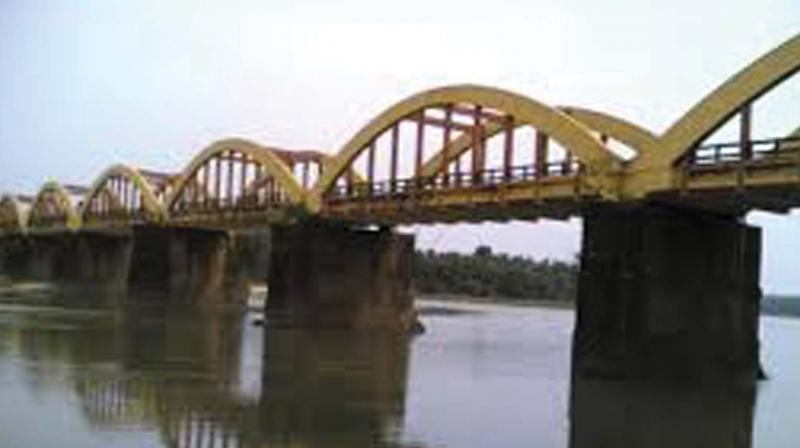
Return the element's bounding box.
[8,303,415,448]
[569,379,756,448]
[258,329,411,446]
[2,295,795,447]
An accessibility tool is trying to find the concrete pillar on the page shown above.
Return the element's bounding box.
[266,223,416,331]
[0,234,33,280]
[128,226,247,306]
[0,233,130,292]
[71,232,132,291]
[573,204,762,381]
[228,228,271,284]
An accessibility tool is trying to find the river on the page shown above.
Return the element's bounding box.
[0,291,797,447]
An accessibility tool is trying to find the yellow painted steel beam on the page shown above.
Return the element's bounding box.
[635,32,800,173]
[418,105,656,178]
[558,106,658,153]
[321,175,590,224]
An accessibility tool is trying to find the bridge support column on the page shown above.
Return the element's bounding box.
[68,232,132,292]
[0,234,33,280]
[266,223,416,331]
[128,226,247,306]
[573,204,762,381]
[0,233,131,292]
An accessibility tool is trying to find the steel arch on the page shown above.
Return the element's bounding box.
[418,106,656,178]
[636,32,800,171]
[28,181,81,231]
[310,84,622,209]
[165,138,307,222]
[0,195,28,234]
[80,164,167,226]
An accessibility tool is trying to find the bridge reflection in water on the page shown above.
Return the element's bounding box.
[67,307,413,448]
[50,308,755,448]
[5,299,760,448]
[569,379,755,448]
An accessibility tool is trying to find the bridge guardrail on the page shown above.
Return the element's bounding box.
[323,161,584,202]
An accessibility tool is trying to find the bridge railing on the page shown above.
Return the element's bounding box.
[82,208,151,226]
[685,136,800,173]
[324,160,581,202]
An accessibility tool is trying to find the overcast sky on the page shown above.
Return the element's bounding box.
[1,0,799,293]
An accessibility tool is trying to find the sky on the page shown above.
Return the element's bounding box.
[1,0,799,293]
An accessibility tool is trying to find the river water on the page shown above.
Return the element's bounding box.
[0,292,797,448]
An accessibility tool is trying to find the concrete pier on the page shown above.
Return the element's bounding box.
[0,232,131,292]
[0,234,33,280]
[573,204,762,381]
[266,223,416,331]
[128,226,247,306]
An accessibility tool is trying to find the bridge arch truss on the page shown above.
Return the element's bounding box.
[27,182,81,231]
[310,85,624,222]
[165,139,307,226]
[0,195,30,234]
[80,165,168,228]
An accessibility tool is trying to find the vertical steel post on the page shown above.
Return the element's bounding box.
[535,131,549,177]
[503,115,514,181]
[203,164,211,210]
[366,140,376,195]
[415,111,425,181]
[390,123,399,193]
[472,105,485,184]
[563,151,574,175]
[214,156,222,209]
[240,154,247,205]
[740,103,753,161]
[441,104,453,187]
[254,165,263,206]
[227,151,235,208]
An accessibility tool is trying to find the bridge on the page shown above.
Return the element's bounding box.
[2,33,800,381]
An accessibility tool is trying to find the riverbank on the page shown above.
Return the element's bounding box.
[420,293,800,319]
[416,293,574,310]
[762,295,800,318]
[2,279,797,319]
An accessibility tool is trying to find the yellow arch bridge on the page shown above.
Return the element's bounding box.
[1,34,800,231]
[1,32,799,382]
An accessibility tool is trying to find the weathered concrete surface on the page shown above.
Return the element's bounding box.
[573,204,762,381]
[227,228,271,288]
[0,232,131,292]
[127,226,248,306]
[0,227,269,305]
[0,234,33,280]
[266,223,416,331]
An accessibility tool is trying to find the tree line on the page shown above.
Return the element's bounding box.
[413,246,578,302]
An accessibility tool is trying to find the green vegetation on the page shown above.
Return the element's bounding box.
[413,246,578,303]
[414,247,800,317]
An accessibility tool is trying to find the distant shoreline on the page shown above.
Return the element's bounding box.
[762,295,800,318]
[418,293,800,319]
[416,293,574,310]
[0,278,797,318]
